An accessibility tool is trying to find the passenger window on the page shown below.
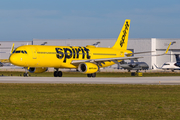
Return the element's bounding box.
[21,51,24,53]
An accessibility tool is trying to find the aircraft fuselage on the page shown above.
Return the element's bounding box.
[9,45,132,69]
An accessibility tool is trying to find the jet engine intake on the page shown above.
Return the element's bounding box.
[78,63,98,74]
[28,67,48,73]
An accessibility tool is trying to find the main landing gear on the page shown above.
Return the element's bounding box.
[54,69,63,77]
[87,73,96,77]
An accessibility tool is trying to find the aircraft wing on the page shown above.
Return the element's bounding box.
[126,41,173,57]
[71,41,173,65]
[125,51,155,56]
[71,56,143,64]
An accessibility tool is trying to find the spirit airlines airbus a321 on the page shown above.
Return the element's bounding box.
[9,19,172,77]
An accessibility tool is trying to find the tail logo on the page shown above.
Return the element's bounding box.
[120,21,130,47]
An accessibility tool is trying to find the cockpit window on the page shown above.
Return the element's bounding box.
[14,50,27,54]
[16,51,21,53]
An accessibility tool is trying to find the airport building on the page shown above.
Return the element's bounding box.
[0,38,180,69]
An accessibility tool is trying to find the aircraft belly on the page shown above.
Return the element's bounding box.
[60,63,77,69]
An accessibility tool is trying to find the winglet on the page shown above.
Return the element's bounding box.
[156,42,174,56]
[10,43,14,54]
[165,42,171,54]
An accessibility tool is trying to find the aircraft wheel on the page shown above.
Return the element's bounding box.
[58,71,63,77]
[87,73,96,77]
[91,73,96,77]
[87,74,92,77]
[54,71,58,77]
[23,73,29,77]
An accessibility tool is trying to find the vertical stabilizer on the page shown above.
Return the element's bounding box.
[175,54,180,63]
[112,19,130,49]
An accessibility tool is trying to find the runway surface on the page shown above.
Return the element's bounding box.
[0,77,180,85]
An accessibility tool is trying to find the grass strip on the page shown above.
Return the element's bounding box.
[0,84,180,119]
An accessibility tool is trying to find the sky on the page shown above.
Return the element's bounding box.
[0,0,180,41]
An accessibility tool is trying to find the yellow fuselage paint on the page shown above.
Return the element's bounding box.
[9,45,132,69]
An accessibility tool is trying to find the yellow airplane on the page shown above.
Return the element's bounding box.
[9,19,171,77]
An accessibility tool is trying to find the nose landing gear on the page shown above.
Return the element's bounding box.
[23,67,29,77]
[23,73,29,77]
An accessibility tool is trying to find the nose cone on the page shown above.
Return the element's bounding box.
[9,54,20,66]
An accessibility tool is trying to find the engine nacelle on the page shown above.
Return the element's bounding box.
[28,67,48,73]
[78,63,98,74]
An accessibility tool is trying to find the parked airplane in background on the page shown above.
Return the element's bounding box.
[0,62,3,67]
[120,60,149,72]
[174,54,180,67]
[154,54,180,72]
[9,19,172,77]
[154,62,180,72]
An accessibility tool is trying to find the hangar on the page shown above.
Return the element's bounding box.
[0,38,180,69]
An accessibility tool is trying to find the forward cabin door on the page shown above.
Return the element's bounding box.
[30,47,37,59]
